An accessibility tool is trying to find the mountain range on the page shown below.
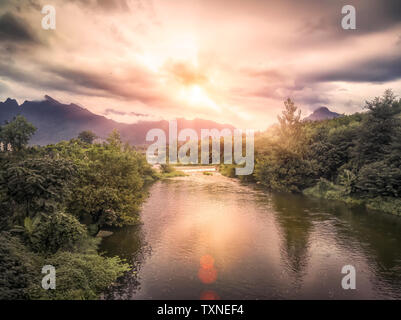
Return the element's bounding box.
[0,96,235,145]
[303,106,341,121]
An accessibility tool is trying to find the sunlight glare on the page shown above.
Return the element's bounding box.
[179,85,221,111]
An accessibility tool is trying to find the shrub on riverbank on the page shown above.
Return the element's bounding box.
[28,252,130,300]
[0,121,156,299]
[158,163,187,179]
[303,179,401,216]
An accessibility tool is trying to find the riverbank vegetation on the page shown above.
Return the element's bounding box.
[221,90,401,215]
[158,163,187,179]
[0,120,156,299]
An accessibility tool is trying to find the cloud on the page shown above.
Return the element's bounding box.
[104,108,149,117]
[0,0,41,11]
[44,65,168,105]
[0,81,8,93]
[1,0,401,130]
[0,12,37,43]
[69,0,131,12]
[165,61,208,86]
[305,55,401,83]
[243,67,284,82]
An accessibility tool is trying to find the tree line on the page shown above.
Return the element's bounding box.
[0,119,157,299]
[222,90,401,215]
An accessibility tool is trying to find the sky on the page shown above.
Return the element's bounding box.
[0,0,401,130]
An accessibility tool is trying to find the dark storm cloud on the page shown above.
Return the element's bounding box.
[270,0,400,33]
[0,12,37,43]
[297,95,331,108]
[306,55,401,83]
[0,60,99,95]
[0,0,41,11]
[42,65,168,105]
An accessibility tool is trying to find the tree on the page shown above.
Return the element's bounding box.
[277,98,303,150]
[0,116,36,152]
[355,161,401,197]
[353,90,400,167]
[78,130,97,144]
[0,232,39,299]
[254,147,315,193]
[253,98,315,192]
[107,129,122,148]
[29,212,89,254]
[65,131,152,234]
[1,157,77,221]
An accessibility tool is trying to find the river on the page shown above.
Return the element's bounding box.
[100,173,401,299]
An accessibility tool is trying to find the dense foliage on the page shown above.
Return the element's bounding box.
[224,90,401,215]
[0,122,156,299]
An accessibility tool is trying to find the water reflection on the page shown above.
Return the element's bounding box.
[270,193,313,276]
[100,224,148,299]
[101,174,401,299]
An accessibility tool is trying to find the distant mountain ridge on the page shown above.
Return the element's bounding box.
[304,106,341,121]
[0,96,235,145]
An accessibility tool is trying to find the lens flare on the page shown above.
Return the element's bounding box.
[198,266,218,284]
[200,254,215,269]
[200,290,220,300]
[198,254,217,284]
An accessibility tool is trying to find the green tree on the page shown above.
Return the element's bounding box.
[1,157,77,220]
[77,130,97,144]
[107,129,122,148]
[254,98,314,192]
[0,232,39,299]
[0,116,36,152]
[277,98,303,150]
[254,148,315,193]
[29,212,90,255]
[63,131,152,234]
[29,251,129,300]
[353,90,400,167]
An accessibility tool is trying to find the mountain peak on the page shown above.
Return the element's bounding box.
[315,106,330,112]
[3,98,19,107]
[44,95,60,104]
[304,106,341,121]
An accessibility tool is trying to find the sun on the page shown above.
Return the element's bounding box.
[179,85,220,111]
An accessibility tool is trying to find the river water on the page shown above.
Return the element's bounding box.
[100,173,401,299]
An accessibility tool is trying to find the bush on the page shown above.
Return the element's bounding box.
[303,178,345,200]
[160,163,175,174]
[254,149,316,193]
[30,213,89,255]
[0,232,39,299]
[63,136,150,231]
[29,251,130,300]
[219,164,236,178]
[355,161,401,197]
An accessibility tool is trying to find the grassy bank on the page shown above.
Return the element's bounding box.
[303,179,401,216]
